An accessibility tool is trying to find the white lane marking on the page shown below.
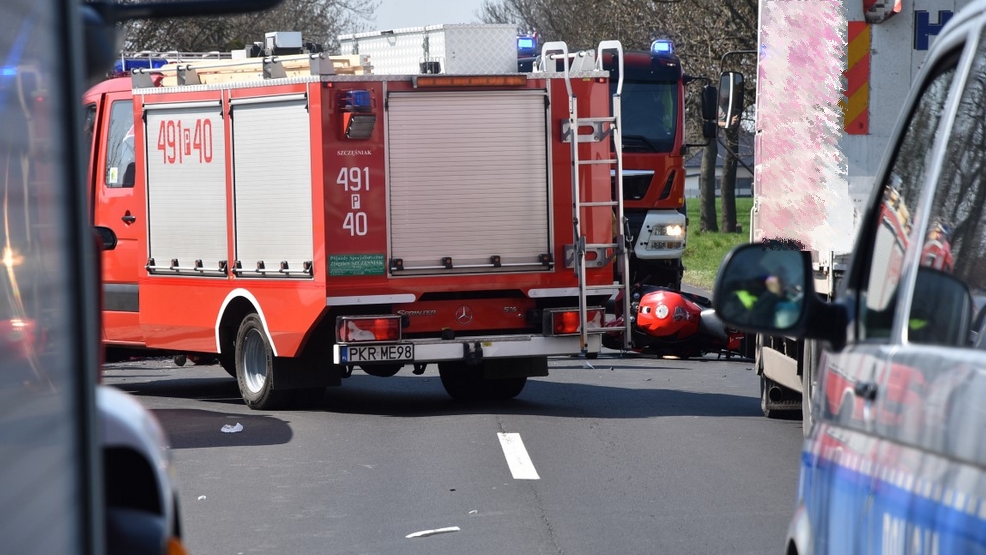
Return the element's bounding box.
[498,432,540,480]
[406,526,460,539]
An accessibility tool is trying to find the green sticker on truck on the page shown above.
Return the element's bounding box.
[329,254,386,276]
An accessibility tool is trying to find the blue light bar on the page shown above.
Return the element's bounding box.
[517,36,536,51]
[113,58,169,73]
[1,66,17,77]
[651,40,674,55]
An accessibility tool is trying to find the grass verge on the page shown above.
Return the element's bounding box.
[682,197,754,291]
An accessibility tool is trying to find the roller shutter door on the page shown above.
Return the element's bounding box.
[231,96,314,277]
[145,103,227,275]
[387,90,550,274]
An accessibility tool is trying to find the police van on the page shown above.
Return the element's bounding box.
[713,1,986,552]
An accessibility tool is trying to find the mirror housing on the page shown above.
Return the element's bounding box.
[701,84,718,122]
[717,72,744,131]
[94,226,118,251]
[713,242,848,350]
[702,121,717,140]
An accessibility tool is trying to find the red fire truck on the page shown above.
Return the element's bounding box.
[84,40,635,409]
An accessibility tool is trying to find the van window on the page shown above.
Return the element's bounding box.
[104,100,135,188]
[919,40,986,348]
[858,63,955,341]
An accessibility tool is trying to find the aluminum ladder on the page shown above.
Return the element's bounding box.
[540,40,632,353]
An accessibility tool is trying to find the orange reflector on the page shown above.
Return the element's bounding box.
[336,316,401,342]
[413,75,528,88]
[553,311,581,335]
[168,538,189,555]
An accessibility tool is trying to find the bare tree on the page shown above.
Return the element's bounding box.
[121,0,378,54]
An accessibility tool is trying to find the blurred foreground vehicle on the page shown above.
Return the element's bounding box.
[715,2,986,552]
[0,0,277,553]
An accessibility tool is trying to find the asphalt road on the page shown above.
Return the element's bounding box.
[104,350,804,555]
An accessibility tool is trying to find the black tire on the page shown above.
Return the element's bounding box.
[486,376,527,399]
[438,362,527,401]
[219,352,236,378]
[740,332,756,360]
[760,375,777,419]
[360,363,403,378]
[234,314,291,410]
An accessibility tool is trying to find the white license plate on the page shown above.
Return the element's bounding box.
[340,344,414,363]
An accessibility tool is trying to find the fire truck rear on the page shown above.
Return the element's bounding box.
[87,36,633,409]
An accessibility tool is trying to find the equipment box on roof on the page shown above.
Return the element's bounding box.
[337,23,518,75]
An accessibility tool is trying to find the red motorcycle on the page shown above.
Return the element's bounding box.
[604,285,744,358]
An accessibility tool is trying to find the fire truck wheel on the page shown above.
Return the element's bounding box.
[486,377,527,399]
[219,353,236,378]
[360,364,402,378]
[438,362,527,401]
[234,314,291,410]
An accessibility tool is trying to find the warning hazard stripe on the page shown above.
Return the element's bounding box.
[842,22,871,135]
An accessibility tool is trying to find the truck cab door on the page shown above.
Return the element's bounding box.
[91,91,144,343]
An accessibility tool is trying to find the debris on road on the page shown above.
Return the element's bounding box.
[405,526,460,539]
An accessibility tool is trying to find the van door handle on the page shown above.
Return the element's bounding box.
[854,381,878,401]
[122,214,136,224]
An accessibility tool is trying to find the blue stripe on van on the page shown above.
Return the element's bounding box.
[803,449,986,554]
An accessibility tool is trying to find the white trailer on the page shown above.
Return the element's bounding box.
[742,0,977,419]
[337,23,519,75]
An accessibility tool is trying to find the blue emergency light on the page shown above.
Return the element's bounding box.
[344,90,372,112]
[113,58,169,74]
[651,40,674,55]
[1,66,16,77]
[517,36,537,57]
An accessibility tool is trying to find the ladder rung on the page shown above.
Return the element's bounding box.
[577,159,617,166]
[576,117,617,124]
[584,284,621,293]
[585,326,618,334]
[579,201,618,207]
[584,242,618,249]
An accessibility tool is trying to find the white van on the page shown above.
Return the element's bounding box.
[714,1,986,553]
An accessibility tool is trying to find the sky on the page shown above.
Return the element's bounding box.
[369,0,488,32]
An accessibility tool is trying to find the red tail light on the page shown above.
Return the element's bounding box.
[336,316,401,343]
[546,308,604,336]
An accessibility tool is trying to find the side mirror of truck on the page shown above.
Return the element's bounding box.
[717,72,744,131]
[94,226,118,251]
[713,242,848,350]
[81,0,284,80]
[701,84,718,122]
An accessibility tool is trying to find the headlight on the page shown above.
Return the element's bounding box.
[666,224,683,237]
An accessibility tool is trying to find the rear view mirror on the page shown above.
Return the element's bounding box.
[94,226,118,251]
[82,0,284,81]
[717,72,744,131]
[713,243,808,333]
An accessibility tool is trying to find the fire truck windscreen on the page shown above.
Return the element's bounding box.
[618,80,678,153]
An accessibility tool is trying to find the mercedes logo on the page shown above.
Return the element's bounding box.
[455,305,474,325]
